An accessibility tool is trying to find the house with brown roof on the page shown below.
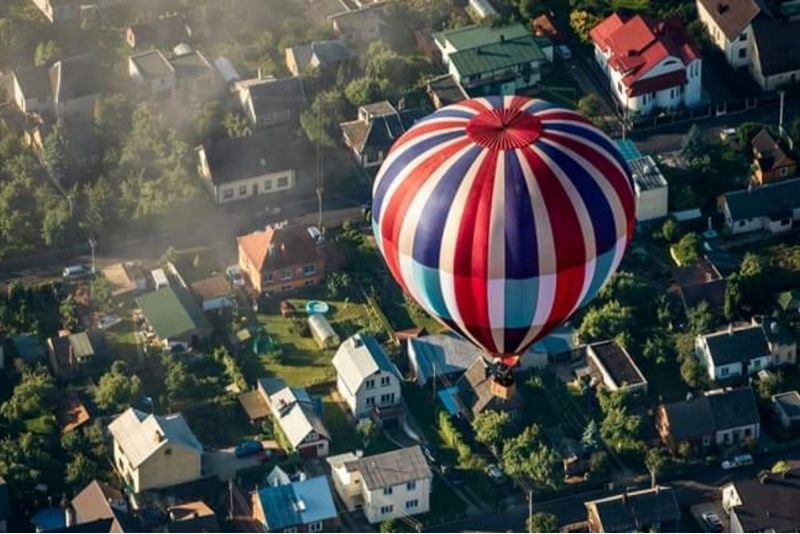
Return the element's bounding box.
[696,0,760,69]
[166,501,220,533]
[585,486,681,533]
[531,13,565,43]
[69,480,139,532]
[126,15,192,51]
[57,392,91,434]
[189,275,233,311]
[329,5,385,45]
[237,223,325,294]
[750,128,796,185]
[590,13,702,114]
[47,330,98,381]
[671,258,727,317]
[426,74,468,109]
[454,358,523,420]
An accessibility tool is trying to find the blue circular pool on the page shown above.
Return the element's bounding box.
[306,300,330,315]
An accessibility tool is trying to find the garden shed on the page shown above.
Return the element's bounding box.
[308,314,339,349]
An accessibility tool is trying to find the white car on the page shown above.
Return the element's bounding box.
[226,265,245,287]
[485,464,506,484]
[721,454,754,470]
[701,512,723,532]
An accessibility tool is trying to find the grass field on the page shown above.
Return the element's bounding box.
[104,302,140,365]
[254,285,375,386]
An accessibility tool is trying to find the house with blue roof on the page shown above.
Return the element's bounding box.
[332,334,402,419]
[251,476,338,532]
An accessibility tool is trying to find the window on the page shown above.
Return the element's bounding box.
[739,32,747,41]
[380,376,390,387]
[281,269,292,280]
[721,366,729,377]
[380,505,394,515]
[781,167,790,177]
[164,448,172,456]
[406,499,419,509]
[407,481,416,491]
[239,184,247,196]
[264,180,272,190]
[222,188,233,199]
[381,393,395,404]
[752,359,761,369]
[309,522,323,533]
[384,487,393,495]
[643,94,648,105]
[278,176,289,188]
[304,264,315,276]
[739,48,747,59]
[366,378,375,390]
[366,396,375,406]
[264,272,273,283]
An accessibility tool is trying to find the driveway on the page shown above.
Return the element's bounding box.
[203,448,261,482]
[690,501,728,532]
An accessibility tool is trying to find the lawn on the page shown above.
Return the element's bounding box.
[104,303,140,365]
[321,391,362,453]
[540,62,583,108]
[254,285,376,387]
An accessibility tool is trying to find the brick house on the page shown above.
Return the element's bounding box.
[237,223,325,295]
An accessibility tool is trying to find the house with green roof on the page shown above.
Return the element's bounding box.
[135,285,212,349]
[433,23,546,96]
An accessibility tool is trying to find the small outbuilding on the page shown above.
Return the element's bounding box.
[308,313,339,349]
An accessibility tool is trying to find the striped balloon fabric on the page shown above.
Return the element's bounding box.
[372,96,636,366]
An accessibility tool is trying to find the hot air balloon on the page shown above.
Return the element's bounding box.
[371,96,636,387]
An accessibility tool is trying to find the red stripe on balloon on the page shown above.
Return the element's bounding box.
[453,149,498,354]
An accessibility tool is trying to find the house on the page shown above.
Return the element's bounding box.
[453,358,524,420]
[166,501,219,533]
[722,467,800,532]
[12,53,102,120]
[720,177,800,235]
[426,74,468,109]
[531,13,565,44]
[258,378,331,458]
[329,6,384,44]
[0,476,8,533]
[69,480,138,533]
[778,289,800,319]
[108,408,203,494]
[590,14,702,114]
[586,340,648,395]
[196,128,302,204]
[135,285,213,349]
[128,50,176,98]
[47,330,97,380]
[339,101,430,169]
[308,314,340,349]
[237,223,325,294]
[433,23,547,96]
[749,15,800,91]
[332,334,402,419]
[251,476,338,532]
[585,486,681,533]
[695,0,759,69]
[656,388,760,452]
[101,263,147,298]
[695,320,796,382]
[629,156,669,222]
[408,333,483,387]
[28,0,130,22]
[750,128,796,185]
[672,258,727,316]
[234,75,306,128]
[10,334,47,366]
[126,15,192,51]
[171,50,219,103]
[328,446,432,524]
[56,392,90,434]
[414,28,442,65]
[468,0,497,19]
[773,390,800,428]
[285,40,351,76]
[189,275,233,311]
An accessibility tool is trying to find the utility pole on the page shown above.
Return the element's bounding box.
[88,237,97,274]
[316,97,324,231]
[528,488,533,534]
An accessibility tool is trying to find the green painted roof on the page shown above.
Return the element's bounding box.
[135,285,211,340]
[68,332,94,358]
[449,35,545,78]
[433,23,530,51]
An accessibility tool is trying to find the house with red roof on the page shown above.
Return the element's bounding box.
[590,13,702,115]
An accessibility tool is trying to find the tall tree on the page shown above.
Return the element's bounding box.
[644,447,666,488]
[527,513,558,533]
[42,122,70,186]
[472,410,511,454]
[34,40,62,66]
[672,232,701,265]
[94,361,143,412]
[578,300,636,343]
[300,91,349,147]
[0,367,56,422]
[59,294,79,331]
[581,419,601,451]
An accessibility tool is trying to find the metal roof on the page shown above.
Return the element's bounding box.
[628,156,668,192]
[135,285,211,341]
[107,408,203,468]
[332,334,400,393]
[255,476,337,530]
[354,446,431,491]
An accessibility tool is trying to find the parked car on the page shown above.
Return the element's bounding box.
[226,265,245,287]
[235,440,263,458]
[721,454,754,470]
[719,127,737,142]
[485,464,506,484]
[557,44,573,60]
[701,512,723,532]
[63,264,93,280]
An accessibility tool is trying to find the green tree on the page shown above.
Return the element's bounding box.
[757,371,783,400]
[326,271,353,299]
[661,218,681,243]
[59,293,79,331]
[93,93,134,147]
[581,419,601,451]
[724,272,742,321]
[356,419,378,448]
[0,367,56,422]
[380,518,397,533]
[502,424,560,487]
[345,76,388,107]
[596,271,651,307]
[80,176,115,234]
[193,100,224,142]
[363,41,411,88]
[577,94,603,119]
[472,409,511,454]
[570,10,602,43]
[94,361,143,412]
[740,251,766,279]
[502,424,541,474]
[680,353,707,389]
[0,433,61,503]
[527,512,558,533]
[39,194,72,247]
[34,40,62,66]
[300,91,348,147]
[645,447,666,488]
[65,453,97,489]
[687,301,714,335]
[771,460,791,477]
[589,450,610,476]
[42,122,69,185]
[89,275,113,312]
[672,232,701,265]
[642,335,670,365]
[578,300,635,343]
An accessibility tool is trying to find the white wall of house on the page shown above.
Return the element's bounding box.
[450,60,542,94]
[715,423,759,445]
[349,370,402,419]
[330,463,363,511]
[696,0,753,68]
[201,296,232,311]
[362,476,431,524]
[113,439,201,493]
[635,184,669,221]
[197,149,295,204]
[296,432,329,457]
[13,76,51,114]
[722,483,742,512]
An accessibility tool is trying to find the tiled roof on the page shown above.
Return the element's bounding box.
[354,446,431,490]
[662,388,760,441]
[108,408,203,469]
[723,178,800,221]
[728,469,800,532]
[773,391,800,419]
[135,285,211,340]
[255,476,337,530]
[71,480,137,533]
[662,397,716,441]
[448,35,545,78]
[332,334,400,394]
[702,324,770,366]
[409,333,483,383]
[456,358,523,418]
[586,486,680,532]
[531,13,564,43]
[237,224,320,273]
[56,392,90,433]
[240,76,306,123]
[751,128,793,173]
[697,0,760,40]
[167,501,219,533]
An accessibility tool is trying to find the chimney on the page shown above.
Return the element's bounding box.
[258,68,263,79]
[64,504,76,528]
[352,335,363,348]
[169,510,177,522]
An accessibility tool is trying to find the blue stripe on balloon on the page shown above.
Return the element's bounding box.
[578,243,618,310]
[372,130,464,221]
[544,123,633,189]
[412,145,483,269]
[504,275,539,329]
[504,150,538,279]
[536,142,617,256]
[525,100,561,114]
[410,261,451,321]
[484,95,505,109]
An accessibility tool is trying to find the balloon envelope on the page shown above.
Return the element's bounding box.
[372,96,636,365]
